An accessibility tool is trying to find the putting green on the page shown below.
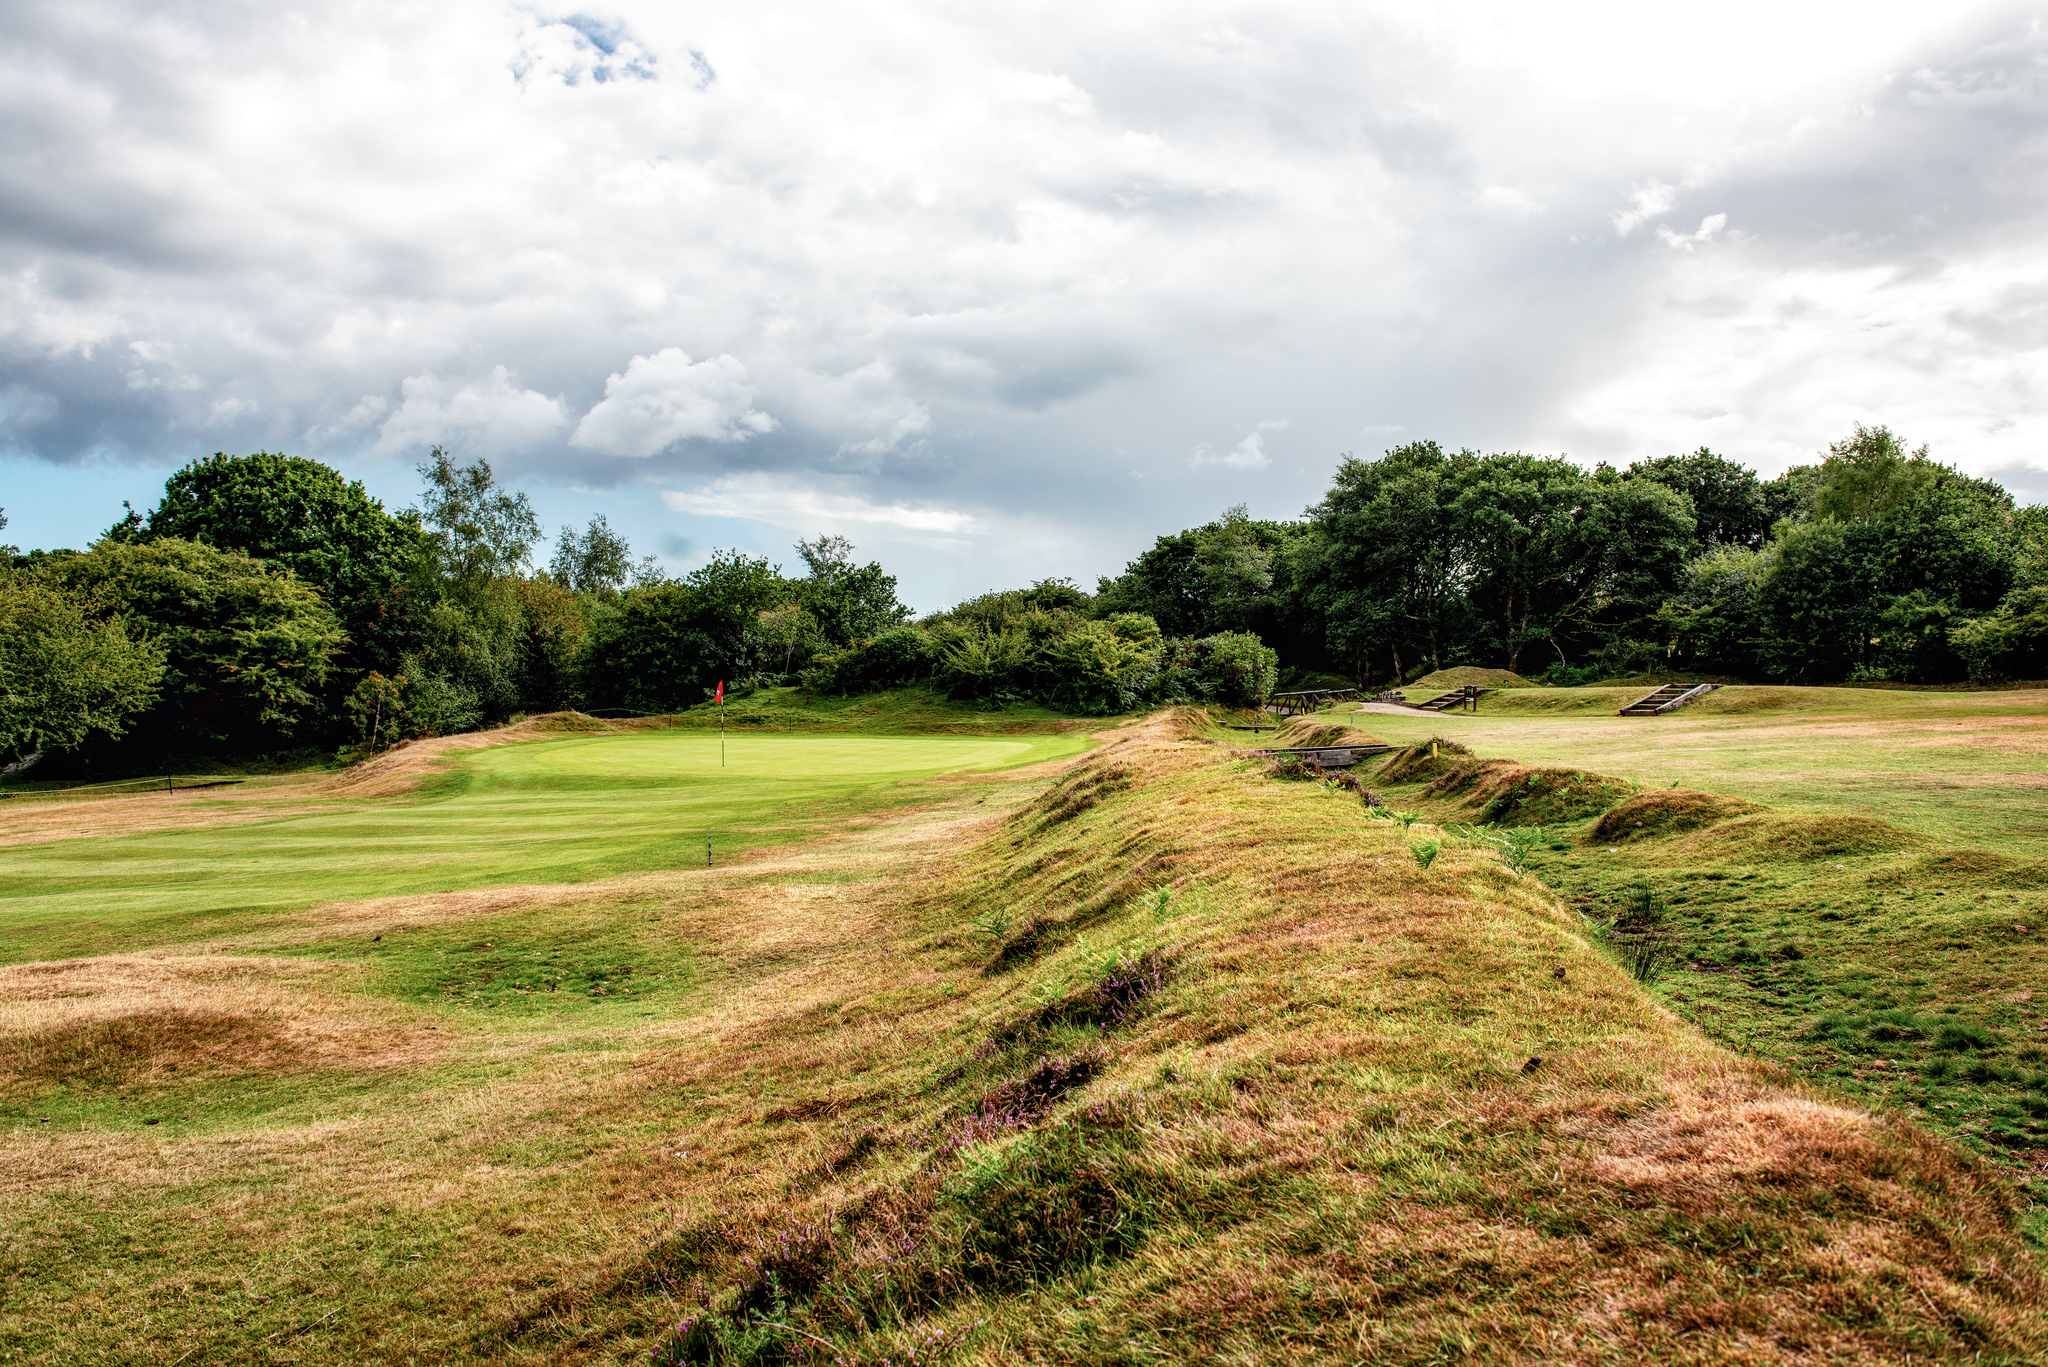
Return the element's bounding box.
[0,729,1090,963]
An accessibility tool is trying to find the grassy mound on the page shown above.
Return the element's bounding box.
[1463,686,1643,715]
[1591,789,1762,843]
[1578,672,1727,690]
[1375,736,1472,783]
[603,717,2048,1364]
[1265,717,1385,749]
[1410,665,1535,690]
[1677,812,1923,861]
[0,1009,308,1090]
[1420,760,1637,825]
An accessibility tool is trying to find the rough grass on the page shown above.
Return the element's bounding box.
[1420,759,1638,825]
[1409,665,1537,689]
[1367,724,2048,1184]
[1299,684,2048,858]
[2,712,2044,1364]
[1377,735,1474,783]
[1673,812,1923,861]
[1592,789,1763,843]
[1261,717,1387,749]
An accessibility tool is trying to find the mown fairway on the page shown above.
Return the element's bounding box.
[0,727,1090,965]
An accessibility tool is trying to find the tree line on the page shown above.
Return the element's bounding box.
[0,449,915,775]
[3,424,2043,775]
[1097,425,2045,687]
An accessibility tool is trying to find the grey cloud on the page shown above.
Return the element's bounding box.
[2,0,2043,608]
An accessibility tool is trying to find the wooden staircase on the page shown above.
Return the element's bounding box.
[1413,688,1487,712]
[1619,682,1716,716]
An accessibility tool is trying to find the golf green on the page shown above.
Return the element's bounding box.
[0,729,1091,963]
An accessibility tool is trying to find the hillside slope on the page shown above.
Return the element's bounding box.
[578,714,2046,1364]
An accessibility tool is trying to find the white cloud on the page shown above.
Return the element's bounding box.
[663,475,980,535]
[1192,432,1272,471]
[1613,182,1679,236]
[569,349,778,457]
[374,367,568,455]
[1658,212,1729,250]
[205,396,257,425]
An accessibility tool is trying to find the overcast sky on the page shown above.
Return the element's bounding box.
[3,1,2045,609]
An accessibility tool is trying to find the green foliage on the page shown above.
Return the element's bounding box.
[342,669,407,749]
[0,573,166,766]
[932,612,1160,713]
[41,538,344,752]
[1951,585,2048,681]
[1297,444,1694,681]
[1094,506,1299,643]
[793,535,911,645]
[1812,424,1940,524]
[1153,630,1278,707]
[806,625,944,694]
[1657,544,1768,677]
[804,610,1274,714]
[414,447,543,588]
[1626,448,1770,550]
[753,601,821,676]
[1295,443,1471,680]
[140,449,426,673]
[1750,520,1886,683]
[547,513,633,594]
[581,550,791,712]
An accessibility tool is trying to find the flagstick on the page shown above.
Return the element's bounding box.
[720,694,725,767]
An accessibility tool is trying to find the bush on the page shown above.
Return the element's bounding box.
[1153,631,1279,708]
[804,625,943,694]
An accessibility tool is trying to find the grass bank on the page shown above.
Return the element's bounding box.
[2,711,2043,1363]
[1347,730,2048,1182]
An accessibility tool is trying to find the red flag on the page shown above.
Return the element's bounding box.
[715,680,724,704]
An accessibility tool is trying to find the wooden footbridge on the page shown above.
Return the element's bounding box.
[1250,743,1394,769]
[1264,688,1361,717]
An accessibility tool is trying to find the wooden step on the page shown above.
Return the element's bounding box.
[1619,682,1716,716]
[1415,688,1489,712]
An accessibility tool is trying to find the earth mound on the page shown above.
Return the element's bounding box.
[1409,666,1535,690]
[1592,789,1762,843]
[1423,761,1636,825]
[1375,736,1473,783]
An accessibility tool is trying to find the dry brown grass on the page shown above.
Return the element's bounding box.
[320,712,616,798]
[0,955,440,1100]
[0,786,330,847]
